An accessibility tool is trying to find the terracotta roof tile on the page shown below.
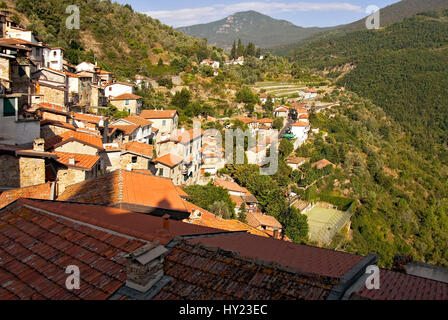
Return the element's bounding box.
[0,200,146,300]
[58,170,189,213]
[312,159,335,170]
[153,153,184,168]
[0,183,52,209]
[188,233,365,278]
[72,113,106,125]
[53,152,100,170]
[153,241,337,300]
[246,211,283,229]
[110,93,142,101]
[292,121,309,127]
[352,269,448,300]
[122,141,153,159]
[45,131,104,151]
[40,119,75,131]
[140,110,178,120]
[213,180,247,194]
[108,125,139,136]
[121,116,152,127]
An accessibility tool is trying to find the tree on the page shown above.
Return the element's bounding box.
[238,203,247,223]
[246,42,256,56]
[279,139,294,158]
[157,58,164,66]
[273,117,284,130]
[231,40,237,59]
[263,96,274,112]
[285,207,309,242]
[184,184,235,215]
[256,48,261,57]
[171,88,191,108]
[237,39,244,57]
[210,201,232,220]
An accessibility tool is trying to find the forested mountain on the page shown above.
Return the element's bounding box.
[286,11,448,267]
[178,11,329,51]
[6,0,226,78]
[270,0,448,55]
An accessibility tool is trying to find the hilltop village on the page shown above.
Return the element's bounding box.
[0,12,447,300]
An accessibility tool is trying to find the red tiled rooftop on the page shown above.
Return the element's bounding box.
[246,211,283,229]
[40,119,75,131]
[122,141,153,159]
[0,200,147,300]
[58,170,189,213]
[108,124,139,136]
[153,153,184,168]
[140,109,178,120]
[352,269,448,300]
[0,183,52,209]
[312,159,335,170]
[188,233,365,278]
[213,180,247,194]
[53,152,100,170]
[72,113,106,125]
[45,131,104,151]
[121,115,153,127]
[110,93,142,101]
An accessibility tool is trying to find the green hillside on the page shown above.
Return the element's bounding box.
[9,0,226,78]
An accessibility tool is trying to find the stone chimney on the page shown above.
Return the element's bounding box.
[33,138,45,152]
[125,242,168,293]
[273,229,279,239]
[162,214,170,231]
[68,157,76,166]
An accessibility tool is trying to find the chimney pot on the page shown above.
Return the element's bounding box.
[33,138,45,152]
[68,157,76,165]
[162,214,170,231]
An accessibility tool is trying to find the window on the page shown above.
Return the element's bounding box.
[125,100,130,106]
[53,51,57,57]
[18,66,26,77]
[162,120,166,126]
[132,156,137,163]
[3,98,15,117]
[158,168,164,176]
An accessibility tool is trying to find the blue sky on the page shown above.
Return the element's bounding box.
[115,0,400,28]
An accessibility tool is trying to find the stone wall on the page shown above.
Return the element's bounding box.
[0,155,20,188]
[120,154,149,171]
[41,111,67,122]
[19,157,45,188]
[56,168,86,196]
[110,99,139,115]
[40,124,71,140]
[39,86,65,106]
[0,57,10,90]
[55,141,98,155]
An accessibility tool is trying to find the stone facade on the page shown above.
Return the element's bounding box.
[0,57,11,90]
[40,110,67,122]
[55,141,98,156]
[19,157,45,188]
[154,163,183,186]
[0,154,20,189]
[38,85,66,106]
[40,124,71,140]
[110,99,141,115]
[56,167,86,196]
[120,153,150,171]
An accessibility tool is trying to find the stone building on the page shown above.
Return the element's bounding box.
[109,93,143,115]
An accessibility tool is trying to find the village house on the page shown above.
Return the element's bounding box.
[110,115,153,144]
[152,153,185,186]
[31,67,67,106]
[42,47,64,71]
[299,88,318,100]
[109,93,143,115]
[105,81,135,98]
[40,119,76,140]
[107,124,140,144]
[213,180,259,217]
[140,109,179,140]
[246,145,267,165]
[291,120,310,148]
[102,141,154,173]
[246,211,283,239]
[312,158,336,170]
[274,106,288,118]
[157,128,203,185]
[285,156,309,171]
[200,59,220,69]
[97,69,114,86]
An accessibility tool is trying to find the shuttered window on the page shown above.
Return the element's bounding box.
[3,98,15,117]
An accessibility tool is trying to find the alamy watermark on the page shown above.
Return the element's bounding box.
[66,5,80,30]
[366,5,380,30]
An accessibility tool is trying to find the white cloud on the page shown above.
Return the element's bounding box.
[145,2,363,27]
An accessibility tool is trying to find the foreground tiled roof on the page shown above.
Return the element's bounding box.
[247,211,283,229]
[153,241,337,300]
[188,233,365,278]
[0,183,52,209]
[122,142,153,159]
[58,170,189,213]
[45,131,104,151]
[53,152,100,170]
[352,269,448,300]
[140,109,177,119]
[0,200,146,300]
